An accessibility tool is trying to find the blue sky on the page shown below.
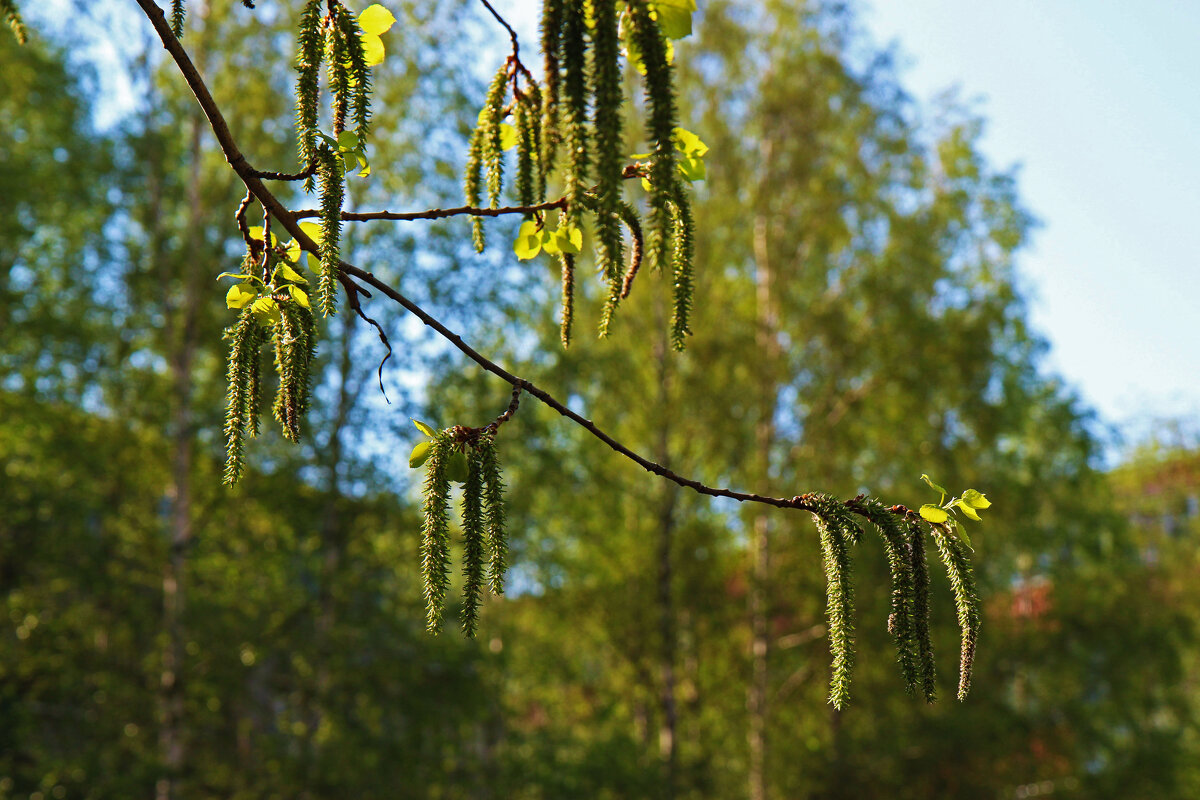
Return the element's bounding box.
[861,1,1200,434]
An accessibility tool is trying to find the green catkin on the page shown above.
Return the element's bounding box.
[590,0,625,284]
[514,94,536,207]
[539,0,564,176]
[316,147,343,316]
[856,499,920,695]
[628,0,679,270]
[597,239,624,338]
[483,63,510,208]
[464,126,486,251]
[479,435,507,595]
[929,524,981,701]
[559,252,575,348]
[669,189,695,350]
[222,309,259,486]
[295,0,324,191]
[421,437,453,633]
[461,446,486,637]
[2,0,27,44]
[337,6,372,140]
[245,322,264,439]
[815,506,856,710]
[272,302,314,443]
[908,521,937,702]
[170,0,185,38]
[560,0,589,228]
[526,82,546,202]
[327,12,351,136]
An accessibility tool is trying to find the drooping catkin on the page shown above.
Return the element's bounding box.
[2,0,27,44]
[669,189,695,350]
[464,126,486,251]
[482,63,510,208]
[539,0,564,176]
[295,0,324,190]
[271,301,315,443]
[856,499,920,695]
[223,308,260,485]
[421,436,453,633]
[336,5,372,140]
[514,93,536,207]
[909,520,937,702]
[559,0,589,228]
[559,252,575,348]
[170,0,185,38]
[461,447,486,637]
[627,0,680,270]
[617,200,645,300]
[929,523,981,701]
[479,434,508,595]
[326,13,351,136]
[316,146,343,316]
[816,507,856,710]
[590,0,625,284]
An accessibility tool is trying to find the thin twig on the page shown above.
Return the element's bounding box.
[291,199,566,223]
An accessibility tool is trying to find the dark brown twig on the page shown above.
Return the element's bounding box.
[291,199,566,223]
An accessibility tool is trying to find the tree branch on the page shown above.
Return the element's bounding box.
[131,0,903,521]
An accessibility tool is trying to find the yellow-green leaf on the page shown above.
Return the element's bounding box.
[274,262,307,284]
[287,285,311,308]
[412,419,438,438]
[651,0,696,39]
[337,130,359,151]
[921,473,948,497]
[555,225,583,255]
[673,127,709,157]
[299,221,325,245]
[678,155,706,182]
[285,239,302,263]
[247,226,278,247]
[358,4,396,35]
[540,227,560,255]
[513,220,543,260]
[251,296,281,326]
[961,489,991,510]
[226,282,258,309]
[640,177,652,192]
[499,122,518,151]
[409,440,432,469]
[919,504,949,524]
[955,500,982,522]
[446,451,470,483]
[361,32,385,66]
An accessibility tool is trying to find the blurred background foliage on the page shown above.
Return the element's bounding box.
[2,0,1198,798]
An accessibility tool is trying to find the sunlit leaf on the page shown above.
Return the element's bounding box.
[499,122,518,151]
[287,285,310,308]
[226,282,258,309]
[251,296,281,326]
[446,451,470,483]
[337,130,359,151]
[274,262,307,284]
[299,221,325,245]
[652,0,696,39]
[362,32,385,66]
[555,225,583,255]
[513,220,542,260]
[358,3,396,35]
[409,440,432,469]
[673,127,709,157]
[921,473,948,497]
[919,504,949,523]
[955,500,982,522]
[413,419,438,438]
[961,489,992,510]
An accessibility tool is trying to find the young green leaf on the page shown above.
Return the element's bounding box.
[247,226,279,247]
[678,155,705,182]
[285,239,303,264]
[954,500,982,522]
[409,440,433,469]
[287,285,311,309]
[361,33,385,66]
[651,0,697,40]
[413,419,438,438]
[274,263,308,284]
[337,130,360,150]
[961,489,991,510]
[555,225,583,254]
[919,504,950,524]
[513,220,543,260]
[299,221,325,245]
[672,126,708,156]
[920,473,948,498]
[217,272,253,283]
[499,122,518,151]
[358,3,396,35]
[251,296,282,326]
[226,282,258,309]
[540,227,561,255]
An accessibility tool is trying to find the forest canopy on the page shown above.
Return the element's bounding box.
[2,1,1197,799]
